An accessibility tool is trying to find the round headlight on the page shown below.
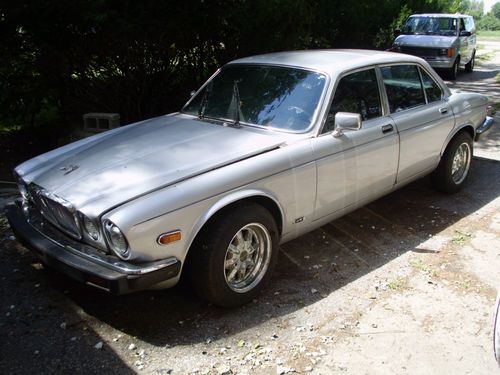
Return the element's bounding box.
[103,220,129,258]
[83,215,100,241]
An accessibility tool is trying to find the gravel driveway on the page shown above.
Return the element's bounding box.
[1,42,499,375]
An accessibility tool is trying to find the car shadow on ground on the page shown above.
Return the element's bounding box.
[16,156,494,349]
[445,62,500,101]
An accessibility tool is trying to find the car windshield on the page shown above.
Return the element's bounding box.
[402,16,458,36]
[182,64,327,132]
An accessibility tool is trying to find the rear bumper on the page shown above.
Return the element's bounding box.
[5,201,181,294]
[475,116,494,141]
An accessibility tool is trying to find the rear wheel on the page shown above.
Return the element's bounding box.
[432,132,472,193]
[465,51,475,73]
[188,202,279,307]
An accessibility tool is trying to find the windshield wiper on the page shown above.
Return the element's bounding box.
[198,81,213,119]
[231,80,241,127]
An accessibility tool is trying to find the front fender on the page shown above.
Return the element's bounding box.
[187,189,285,251]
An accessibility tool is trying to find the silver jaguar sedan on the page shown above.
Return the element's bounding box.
[6,50,493,307]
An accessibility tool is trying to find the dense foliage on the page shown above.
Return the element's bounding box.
[0,0,488,133]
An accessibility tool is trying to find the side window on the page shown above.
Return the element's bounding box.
[464,17,475,32]
[381,65,425,113]
[419,68,443,103]
[323,69,381,133]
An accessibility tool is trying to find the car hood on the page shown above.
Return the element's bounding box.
[17,114,287,213]
[395,34,457,48]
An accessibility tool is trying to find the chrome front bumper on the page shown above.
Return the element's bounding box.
[6,201,181,294]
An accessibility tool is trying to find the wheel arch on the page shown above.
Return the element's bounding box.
[440,125,474,156]
[185,190,284,260]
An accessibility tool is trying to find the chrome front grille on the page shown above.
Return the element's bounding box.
[400,46,440,57]
[29,185,81,239]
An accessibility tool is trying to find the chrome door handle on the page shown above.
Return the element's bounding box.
[439,107,448,114]
[382,124,393,134]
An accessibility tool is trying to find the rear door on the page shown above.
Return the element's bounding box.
[380,64,455,184]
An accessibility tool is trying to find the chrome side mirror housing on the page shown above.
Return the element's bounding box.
[333,112,362,138]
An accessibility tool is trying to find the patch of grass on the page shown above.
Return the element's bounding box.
[476,51,496,62]
[478,30,500,40]
[490,102,500,115]
[410,259,430,273]
[452,230,472,245]
[496,72,500,84]
[460,280,471,290]
[388,278,404,290]
[410,259,440,278]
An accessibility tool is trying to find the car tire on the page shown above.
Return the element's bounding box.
[188,202,279,307]
[465,51,475,73]
[432,132,473,193]
[447,57,460,80]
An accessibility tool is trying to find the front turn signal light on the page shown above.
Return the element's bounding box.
[157,230,182,245]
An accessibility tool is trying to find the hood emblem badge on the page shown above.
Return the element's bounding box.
[60,164,79,175]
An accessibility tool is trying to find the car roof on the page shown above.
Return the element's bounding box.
[409,13,471,18]
[228,49,426,77]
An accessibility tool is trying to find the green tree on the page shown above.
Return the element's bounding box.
[477,14,500,29]
[0,0,462,133]
[493,2,500,18]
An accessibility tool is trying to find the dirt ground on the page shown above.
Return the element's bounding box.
[1,42,499,375]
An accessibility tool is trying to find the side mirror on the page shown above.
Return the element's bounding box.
[333,112,362,138]
[394,28,402,37]
[460,30,471,37]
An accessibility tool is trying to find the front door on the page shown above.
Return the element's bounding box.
[312,68,399,221]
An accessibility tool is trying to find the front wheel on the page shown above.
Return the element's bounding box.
[432,132,473,193]
[188,202,279,307]
[465,51,475,73]
[447,57,460,80]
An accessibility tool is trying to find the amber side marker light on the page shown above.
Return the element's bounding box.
[447,48,453,58]
[157,230,182,245]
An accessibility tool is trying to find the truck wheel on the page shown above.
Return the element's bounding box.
[448,57,460,80]
[465,51,475,73]
[189,202,279,307]
[432,132,472,193]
